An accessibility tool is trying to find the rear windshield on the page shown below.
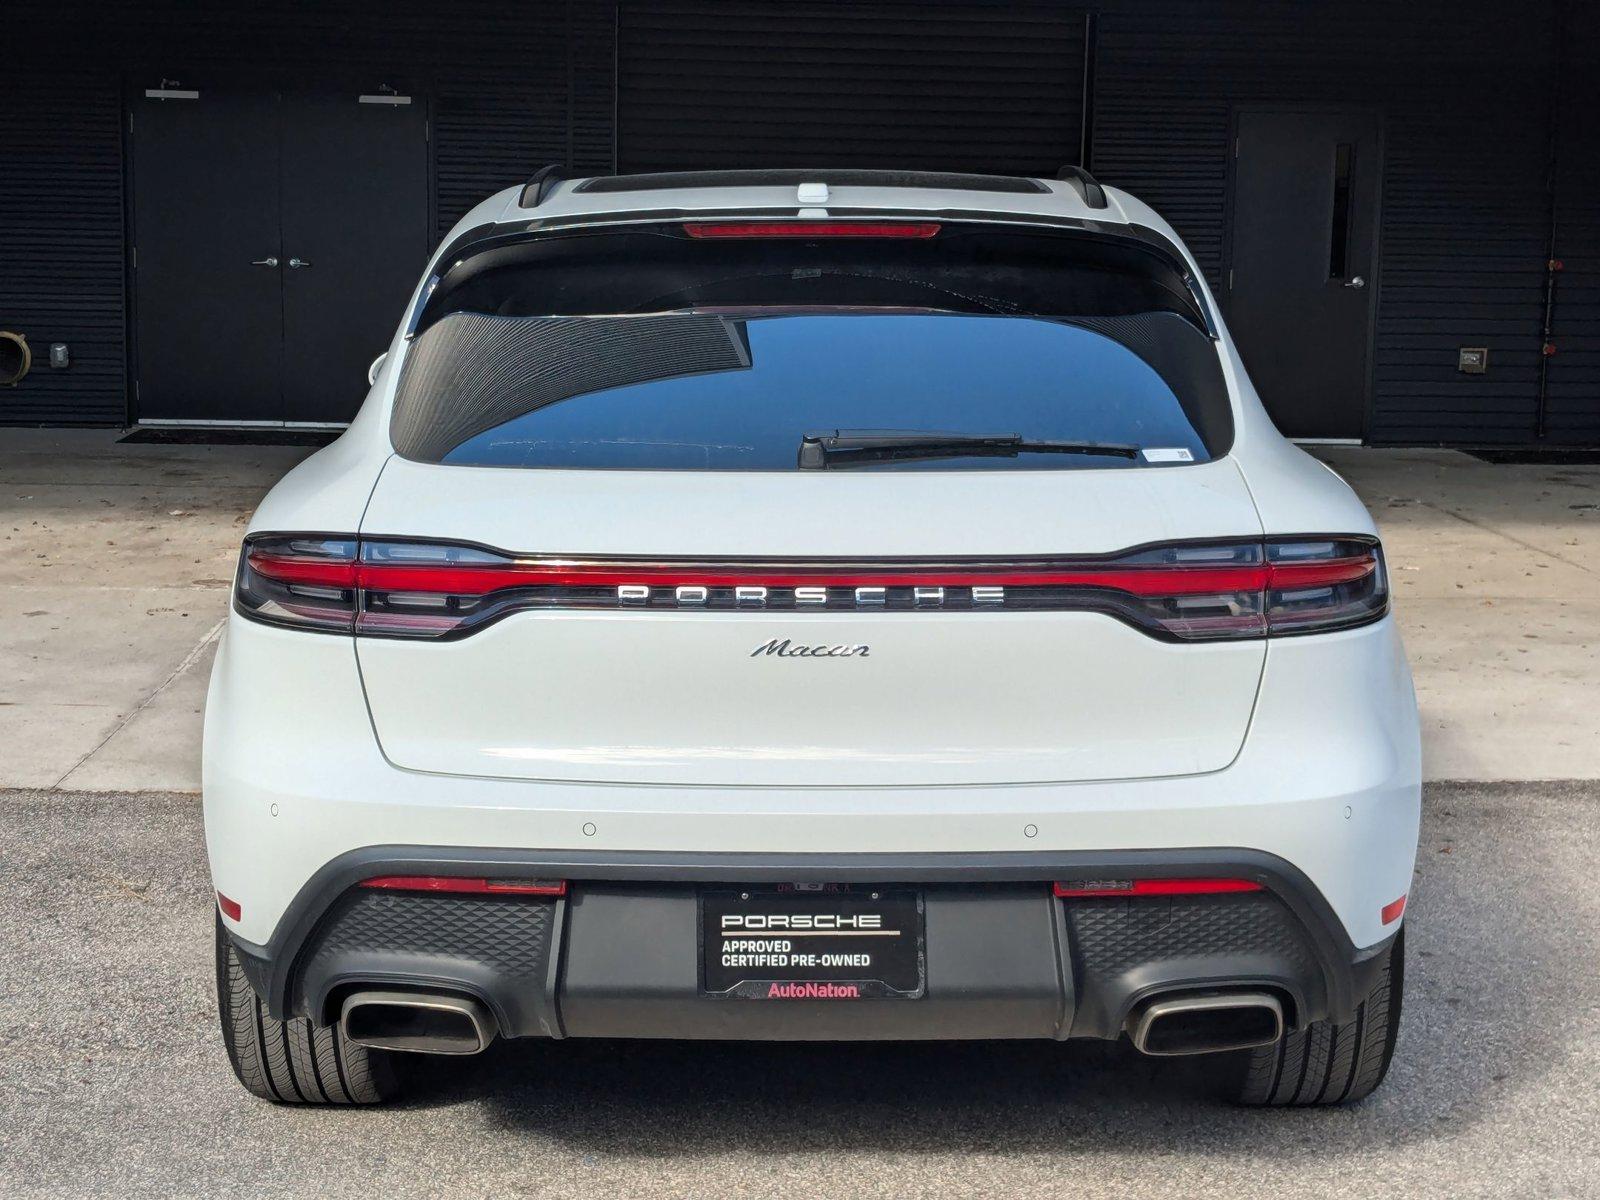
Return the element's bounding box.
[391,224,1231,471]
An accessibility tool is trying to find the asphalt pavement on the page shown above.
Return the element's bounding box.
[1,782,1597,1199]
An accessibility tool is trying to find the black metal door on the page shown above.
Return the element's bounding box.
[1227,111,1381,439]
[131,91,284,422]
[133,89,428,424]
[280,94,429,424]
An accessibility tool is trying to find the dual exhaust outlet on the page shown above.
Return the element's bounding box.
[340,986,1283,1058]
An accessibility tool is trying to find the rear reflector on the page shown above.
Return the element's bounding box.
[1053,878,1264,898]
[216,891,242,921]
[683,221,941,239]
[1381,894,1407,924]
[358,875,568,897]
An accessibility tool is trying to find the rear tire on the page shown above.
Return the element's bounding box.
[1232,927,1404,1106]
[214,911,399,1104]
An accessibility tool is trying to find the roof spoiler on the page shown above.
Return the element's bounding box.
[519,163,569,209]
[1056,165,1108,210]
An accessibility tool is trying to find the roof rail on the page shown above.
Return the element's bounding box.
[518,163,569,209]
[1055,165,1108,210]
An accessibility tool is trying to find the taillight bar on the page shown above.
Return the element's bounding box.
[359,876,568,896]
[244,549,1374,599]
[683,220,941,239]
[1053,878,1264,898]
[236,534,1387,642]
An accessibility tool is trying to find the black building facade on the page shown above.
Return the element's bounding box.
[1,0,1594,444]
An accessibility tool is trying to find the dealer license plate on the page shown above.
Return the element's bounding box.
[699,886,925,999]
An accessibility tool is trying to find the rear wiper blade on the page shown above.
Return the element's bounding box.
[797,429,1141,469]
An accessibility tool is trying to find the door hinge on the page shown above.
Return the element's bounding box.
[1233,136,1239,159]
[424,119,431,142]
[1228,268,1234,292]
[132,246,138,269]
[128,110,134,133]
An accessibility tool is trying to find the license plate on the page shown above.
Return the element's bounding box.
[700,886,925,999]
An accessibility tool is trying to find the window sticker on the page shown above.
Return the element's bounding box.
[1142,447,1195,463]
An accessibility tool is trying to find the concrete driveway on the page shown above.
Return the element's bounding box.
[3,430,1598,790]
[2,780,1596,1198]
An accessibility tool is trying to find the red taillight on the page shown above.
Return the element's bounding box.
[235,535,1386,642]
[217,891,242,921]
[1381,894,1407,924]
[236,536,359,632]
[683,221,941,239]
[359,875,568,897]
[1053,878,1264,898]
[1262,539,1388,635]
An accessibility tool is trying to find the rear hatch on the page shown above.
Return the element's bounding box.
[356,459,1266,787]
[355,217,1264,787]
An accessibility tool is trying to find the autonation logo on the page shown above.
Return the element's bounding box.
[767,981,861,999]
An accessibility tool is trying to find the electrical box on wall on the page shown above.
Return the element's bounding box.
[1457,347,1488,374]
[49,342,70,369]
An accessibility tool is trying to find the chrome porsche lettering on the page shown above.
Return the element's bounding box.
[608,583,1005,609]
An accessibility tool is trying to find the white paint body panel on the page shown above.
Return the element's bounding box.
[206,173,1421,959]
[359,610,1264,786]
[204,615,1418,951]
[358,458,1269,785]
[361,455,1260,558]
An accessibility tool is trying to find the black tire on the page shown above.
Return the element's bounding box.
[214,912,399,1104]
[1232,927,1404,1106]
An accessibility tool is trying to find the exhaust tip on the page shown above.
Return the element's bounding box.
[1127,990,1284,1056]
[340,990,496,1055]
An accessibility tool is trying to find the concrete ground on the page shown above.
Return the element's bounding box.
[3,429,1597,790]
[1,781,1596,1199]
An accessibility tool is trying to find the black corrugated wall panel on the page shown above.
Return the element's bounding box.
[4,1,1590,441]
[1,0,616,425]
[1091,0,1560,444]
[1544,0,1600,442]
[0,69,127,423]
[617,1,1084,175]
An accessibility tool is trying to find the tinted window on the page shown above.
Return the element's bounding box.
[393,311,1224,471]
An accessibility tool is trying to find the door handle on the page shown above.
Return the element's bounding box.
[287,257,313,269]
[1343,275,1366,290]
[250,257,280,267]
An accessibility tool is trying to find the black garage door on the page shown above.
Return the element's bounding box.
[618,1,1086,176]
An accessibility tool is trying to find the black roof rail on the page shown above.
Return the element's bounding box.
[518,163,569,209]
[1055,165,1108,209]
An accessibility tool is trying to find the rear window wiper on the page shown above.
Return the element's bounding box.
[797,429,1142,469]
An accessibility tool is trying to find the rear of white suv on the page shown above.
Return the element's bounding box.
[205,168,1419,1107]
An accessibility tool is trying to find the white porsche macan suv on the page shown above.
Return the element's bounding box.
[205,166,1419,1107]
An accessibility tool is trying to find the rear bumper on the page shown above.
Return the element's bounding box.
[227,845,1394,1041]
[205,613,1422,954]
